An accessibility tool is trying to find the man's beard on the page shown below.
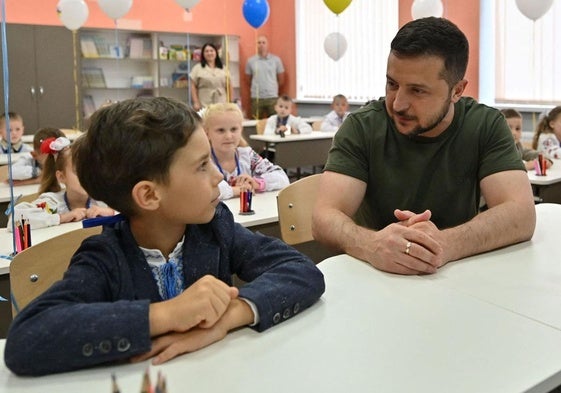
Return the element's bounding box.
[395,95,452,137]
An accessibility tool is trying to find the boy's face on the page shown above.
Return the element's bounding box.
[158,127,223,224]
[275,100,291,118]
[0,118,24,142]
[205,112,242,156]
[506,116,522,143]
[333,99,349,118]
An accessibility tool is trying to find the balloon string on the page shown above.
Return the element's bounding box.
[223,0,230,102]
[72,30,80,130]
[187,32,191,107]
[114,20,122,103]
[0,0,16,254]
[254,29,259,119]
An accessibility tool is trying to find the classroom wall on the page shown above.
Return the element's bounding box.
[2,0,480,112]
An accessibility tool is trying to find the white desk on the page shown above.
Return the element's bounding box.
[528,159,561,203]
[0,153,29,166]
[222,190,278,228]
[0,183,38,204]
[428,202,561,331]
[250,131,335,169]
[528,158,561,185]
[3,233,561,391]
[0,191,280,276]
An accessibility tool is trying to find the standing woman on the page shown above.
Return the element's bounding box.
[189,43,231,111]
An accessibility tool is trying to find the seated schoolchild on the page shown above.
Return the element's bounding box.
[4,97,325,376]
[8,127,65,185]
[320,94,350,132]
[264,95,312,136]
[7,137,114,231]
[203,103,289,200]
[501,108,552,171]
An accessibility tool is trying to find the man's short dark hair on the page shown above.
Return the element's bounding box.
[73,97,200,217]
[390,17,469,87]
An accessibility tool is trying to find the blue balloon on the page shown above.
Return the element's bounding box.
[242,0,270,29]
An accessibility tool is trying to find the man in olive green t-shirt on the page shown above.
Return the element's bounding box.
[312,17,535,276]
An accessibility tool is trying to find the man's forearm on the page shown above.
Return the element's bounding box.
[313,208,374,261]
[441,200,535,262]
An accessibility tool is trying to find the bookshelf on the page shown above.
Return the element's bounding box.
[79,28,240,119]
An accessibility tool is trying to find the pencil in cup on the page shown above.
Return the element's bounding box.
[239,189,253,213]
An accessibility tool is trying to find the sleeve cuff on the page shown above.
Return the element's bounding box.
[254,177,266,192]
[239,297,260,326]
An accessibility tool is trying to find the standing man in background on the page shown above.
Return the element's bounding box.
[245,35,285,119]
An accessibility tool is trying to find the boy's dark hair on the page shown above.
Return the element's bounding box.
[278,95,292,103]
[73,97,201,217]
[0,111,22,125]
[500,108,522,120]
[390,17,469,88]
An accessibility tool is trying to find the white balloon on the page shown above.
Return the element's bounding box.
[175,0,201,10]
[98,0,133,20]
[515,0,554,21]
[57,0,89,31]
[324,32,347,61]
[411,0,443,20]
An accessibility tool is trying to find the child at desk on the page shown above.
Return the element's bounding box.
[4,97,325,376]
[320,94,350,132]
[7,136,114,231]
[501,108,552,171]
[0,111,32,154]
[532,106,561,160]
[9,127,65,184]
[264,95,312,136]
[203,103,289,200]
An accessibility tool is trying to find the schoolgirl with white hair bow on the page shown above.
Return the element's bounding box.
[8,137,114,231]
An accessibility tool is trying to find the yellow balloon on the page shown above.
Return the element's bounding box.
[323,0,352,15]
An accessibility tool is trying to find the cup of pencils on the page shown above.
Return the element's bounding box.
[15,218,32,253]
[534,154,547,176]
[239,189,254,215]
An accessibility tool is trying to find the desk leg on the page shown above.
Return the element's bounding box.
[533,183,561,204]
[0,274,12,338]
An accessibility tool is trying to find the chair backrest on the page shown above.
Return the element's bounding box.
[0,165,9,182]
[312,120,323,131]
[276,174,321,245]
[18,192,39,204]
[256,118,268,135]
[9,226,102,317]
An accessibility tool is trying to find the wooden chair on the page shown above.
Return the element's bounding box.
[9,226,102,317]
[276,174,321,245]
[312,120,323,131]
[256,118,268,135]
[18,192,39,204]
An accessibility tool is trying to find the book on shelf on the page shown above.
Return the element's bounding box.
[80,36,99,58]
[128,35,152,59]
[82,67,106,88]
[82,95,96,118]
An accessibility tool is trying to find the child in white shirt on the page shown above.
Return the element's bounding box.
[203,103,289,200]
[264,95,312,136]
[9,137,114,230]
[9,127,65,184]
[532,106,561,160]
[320,94,350,132]
[0,112,32,154]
